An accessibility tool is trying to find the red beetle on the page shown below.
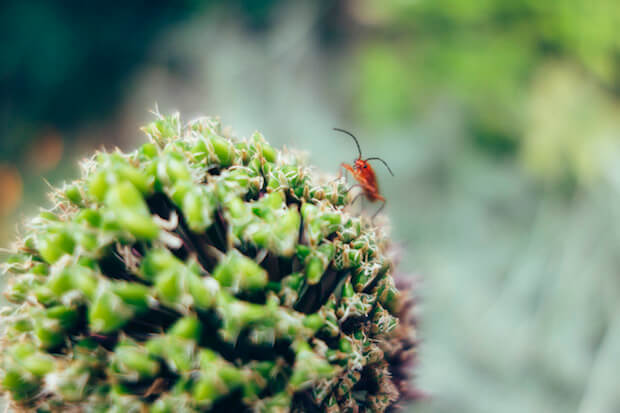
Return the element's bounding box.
[334,128,394,217]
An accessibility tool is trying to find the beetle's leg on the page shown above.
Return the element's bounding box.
[341,163,355,176]
[331,163,354,185]
[340,163,357,181]
[371,194,387,219]
[345,184,362,194]
[350,192,364,207]
[372,199,386,220]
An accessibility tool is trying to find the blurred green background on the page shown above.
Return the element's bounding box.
[2,1,620,412]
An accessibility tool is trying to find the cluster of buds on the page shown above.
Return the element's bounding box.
[0,112,417,412]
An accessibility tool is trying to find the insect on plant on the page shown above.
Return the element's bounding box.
[334,128,394,217]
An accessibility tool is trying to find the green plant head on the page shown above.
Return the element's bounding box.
[0,111,417,412]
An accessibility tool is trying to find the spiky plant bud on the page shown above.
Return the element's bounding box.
[0,112,417,412]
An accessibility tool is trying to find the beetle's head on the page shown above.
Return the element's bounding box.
[354,159,370,171]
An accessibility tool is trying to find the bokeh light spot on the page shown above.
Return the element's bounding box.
[27,129,64,172]
[0,164,23,216]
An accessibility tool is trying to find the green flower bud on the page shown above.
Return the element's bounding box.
[34,306,79,349]
[150,394,194,413]
[8,343,55,377]
[140,142,159,160]
[105,181,159,240]
[111,341,160,381]
[141,112,181,145]
[21,354,55,378]
[48,361,95,402]
[89,287,137,334]
[64,184,83,206]
[288,341,336,392]
[5,273,45,303]
[213,250,268,294]
[2,368,39,401]
[88,171,109,202]
[168,316,202,341]
[36,228,76,264]
[113,282,151,312]
[210,134,235,167]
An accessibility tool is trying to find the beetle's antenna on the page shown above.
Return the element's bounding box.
[365,157,394,176]
[333,128,362,159]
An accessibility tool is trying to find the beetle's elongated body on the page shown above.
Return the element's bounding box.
[334,128,393,217]
[341,160,385,203]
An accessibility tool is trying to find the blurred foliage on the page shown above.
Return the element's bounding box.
[354,0,620,184]
[0,0,303,161]
[0,0,297,238]
[0,0,204,158]
[0,0,207,232]
[522,63,620,185]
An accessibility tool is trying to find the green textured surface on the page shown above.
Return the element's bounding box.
[0,113,414,412]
